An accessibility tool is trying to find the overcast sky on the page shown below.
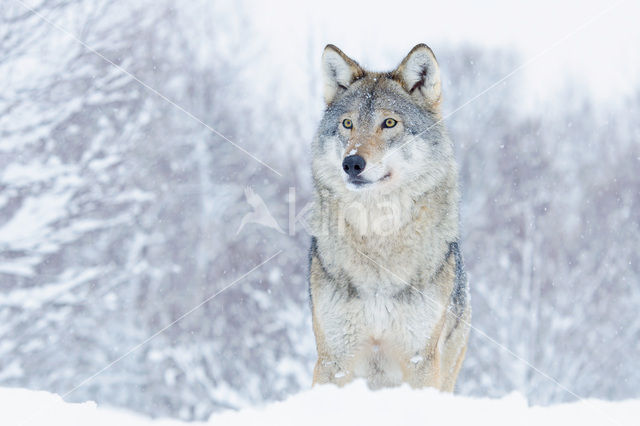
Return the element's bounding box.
[249,0,639,109]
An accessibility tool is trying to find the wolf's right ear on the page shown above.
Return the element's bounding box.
[321,45,364,105]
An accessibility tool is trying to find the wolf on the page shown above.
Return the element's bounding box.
[308,44,470,391]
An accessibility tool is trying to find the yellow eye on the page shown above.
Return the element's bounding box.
[383,118,397,128]
[342,118,353,129]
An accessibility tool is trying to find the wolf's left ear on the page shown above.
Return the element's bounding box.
[392,44,441,107]
[322,45,364,105]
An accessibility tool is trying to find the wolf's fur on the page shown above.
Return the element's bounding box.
[309,44,470,391]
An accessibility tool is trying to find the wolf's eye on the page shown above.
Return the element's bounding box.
[342,119,353,129]
[382,118,397,129]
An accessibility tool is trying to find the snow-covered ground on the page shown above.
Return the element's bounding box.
[2,383,638,426]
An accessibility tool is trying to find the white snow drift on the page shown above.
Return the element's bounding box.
[1,382,637,426]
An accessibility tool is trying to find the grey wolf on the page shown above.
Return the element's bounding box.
[308,44,470,391]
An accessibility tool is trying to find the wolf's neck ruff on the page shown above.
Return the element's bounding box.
[312,171,458,295]
[312,167,458,239]
[309,44,470,391]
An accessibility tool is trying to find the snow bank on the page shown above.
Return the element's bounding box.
[2,383,637,426]
[0,387,185,426]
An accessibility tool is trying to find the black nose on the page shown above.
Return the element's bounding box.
[342,155,366,178]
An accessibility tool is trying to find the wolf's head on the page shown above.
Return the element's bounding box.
[312,44,455,201]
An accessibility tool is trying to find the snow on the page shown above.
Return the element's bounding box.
[409,355,423,364]
[1,383,638,426]
[0,387,183,426]
[0,268,102,309]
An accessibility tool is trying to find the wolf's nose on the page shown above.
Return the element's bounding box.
[342,155,366,178]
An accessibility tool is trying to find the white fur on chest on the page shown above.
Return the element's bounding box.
[360,287,443,350]
[317,284,444,370]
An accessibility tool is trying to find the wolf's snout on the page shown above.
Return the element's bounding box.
[342,155,366,178]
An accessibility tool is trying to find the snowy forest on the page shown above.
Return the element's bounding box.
[1,0,639,421]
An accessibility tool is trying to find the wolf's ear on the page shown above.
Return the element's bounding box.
[322,45,364,105]
[392,44,441,107]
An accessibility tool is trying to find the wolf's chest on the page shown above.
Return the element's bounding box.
[320,287,443,357]
[359,291,439,343]
[360,293,421,339]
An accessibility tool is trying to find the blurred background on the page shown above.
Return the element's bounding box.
[1,0,639,421]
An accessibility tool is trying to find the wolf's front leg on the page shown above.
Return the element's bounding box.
[310,306,361,386]
[311,315,360,386]
[309,238,361,386]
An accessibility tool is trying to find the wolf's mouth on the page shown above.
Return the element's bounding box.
[348,173,391,187]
